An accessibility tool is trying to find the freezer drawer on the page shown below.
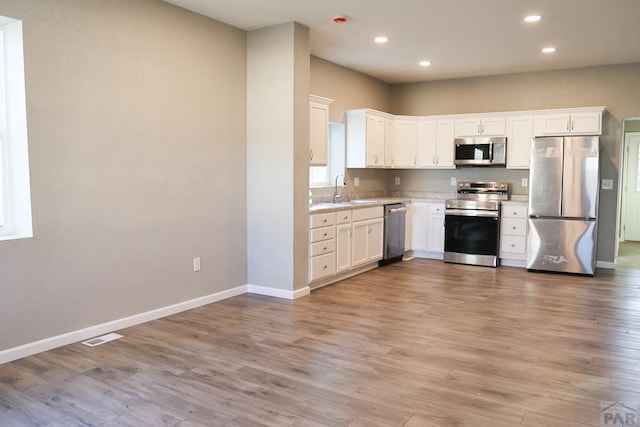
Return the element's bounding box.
[526,218,597,275]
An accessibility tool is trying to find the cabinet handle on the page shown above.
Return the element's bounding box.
[511,243,516,248]
[512,226,517,230]
[478,124,482,134]
[323,265,328,270]
[323,219,328,223]
[571,119,575,131]
[512,211,517,215]
[566,120,570,131]
[310,149,313,161]
[323,232,328,237]
[323,247,328,251]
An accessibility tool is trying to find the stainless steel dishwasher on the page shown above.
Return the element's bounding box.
[380,203,406,265]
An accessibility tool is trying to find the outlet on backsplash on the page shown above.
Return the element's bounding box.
[451,177,457,186]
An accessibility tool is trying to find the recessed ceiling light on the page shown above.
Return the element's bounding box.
[419,60,432,67]
[524,15,542,23]
[374,36,389,44]
[542,47,556,53]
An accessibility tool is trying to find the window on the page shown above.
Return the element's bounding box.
[0,15,32,241]
[309,122,345,188]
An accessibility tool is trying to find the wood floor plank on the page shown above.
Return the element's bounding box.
[2,259,640,426]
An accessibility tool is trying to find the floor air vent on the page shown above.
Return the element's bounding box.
[82,332,123,347]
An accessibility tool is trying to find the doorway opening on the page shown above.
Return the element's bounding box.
[617,118,640,268]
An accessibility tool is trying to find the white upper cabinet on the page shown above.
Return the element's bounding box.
[394,118,418,168]
[418,119,455,169]
[454,116,506,137]
[506,115,534,169]
[309,95,332,165]
[346,109,392,168]
[533,108,603,136]
[345,107,604,169]
[384,117,395,167]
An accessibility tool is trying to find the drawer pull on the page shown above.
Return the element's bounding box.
[512,226,517,230]
[323,219,328,223]
[323,247,328,251]
[513,211,517,215]
[511,243,516,248]
[323,265,328,270]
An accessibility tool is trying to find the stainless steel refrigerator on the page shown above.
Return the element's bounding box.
[527,136,599,275]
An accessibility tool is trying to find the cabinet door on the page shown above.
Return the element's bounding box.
[394,118,418,167]
[367,219,384,262]
[351,221,370,267]
[507,115,534,169]
[309,101,329,165]
[454,118,482,137]
[404,203,413,251]
[417,119,437,167]
[411,202,428,251]
[427,204,445,253]
[336,223,352,273]
[435,119,455,168]
[481,117,506,136]
[535,113,571,135]
[366,114,385,167]
[384,118,395,167]
[571,112,601,134]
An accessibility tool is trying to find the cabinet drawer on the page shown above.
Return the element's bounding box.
[310,239,336,257]
[428,203,445,214]
[501,235,526,255]
[502,204,528,218]
[309,253,336,281]
[310,225,336,243]
[352,206,384,221]
[310,213,336,229]
[336,210,352,224]
[501,217,527,237]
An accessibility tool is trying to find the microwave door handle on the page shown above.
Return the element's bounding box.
[488,142,493,162]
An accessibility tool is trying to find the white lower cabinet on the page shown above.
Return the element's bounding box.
[410,200,445,259]
[426,203,445,253]
[309,206,383,287]
[500,202,528,266]
[351,209,384,268]
[336,210,353,273]
[309,213,336,282]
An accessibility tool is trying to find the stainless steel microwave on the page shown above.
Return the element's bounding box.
[454,137,507,167]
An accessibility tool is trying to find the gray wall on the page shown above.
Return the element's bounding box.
[0,0,247,351]
[310,56,392,198]
[391,63,640,263]
[247,23,310,292]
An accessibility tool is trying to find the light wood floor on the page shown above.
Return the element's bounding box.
[2,260,640,426]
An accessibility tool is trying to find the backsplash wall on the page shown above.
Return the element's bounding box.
[388,168,530,197]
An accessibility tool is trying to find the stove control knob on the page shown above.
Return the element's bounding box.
[500,183,505,188]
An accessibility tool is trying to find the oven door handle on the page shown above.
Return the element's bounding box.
[445,209,499,218]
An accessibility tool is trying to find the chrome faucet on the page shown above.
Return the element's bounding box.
[334,173,345,202]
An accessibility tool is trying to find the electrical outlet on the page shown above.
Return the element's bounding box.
[601,179,614,190]
[522,178,528,188]
[193,257,201,272]
[395,176,400,185]
[450,177,456,186]
[354,177,360,187]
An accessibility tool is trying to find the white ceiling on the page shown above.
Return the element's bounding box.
[162,0,640,84]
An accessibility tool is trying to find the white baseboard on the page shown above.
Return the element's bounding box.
[247,284,310,300]
[597,260,615,269]
[0,285,248,366]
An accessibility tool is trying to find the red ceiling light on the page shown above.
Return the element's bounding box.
[333,16,348,24]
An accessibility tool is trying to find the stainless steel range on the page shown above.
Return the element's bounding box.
[444,181,509,267]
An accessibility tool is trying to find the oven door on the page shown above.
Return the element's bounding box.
[444,209,500,267]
